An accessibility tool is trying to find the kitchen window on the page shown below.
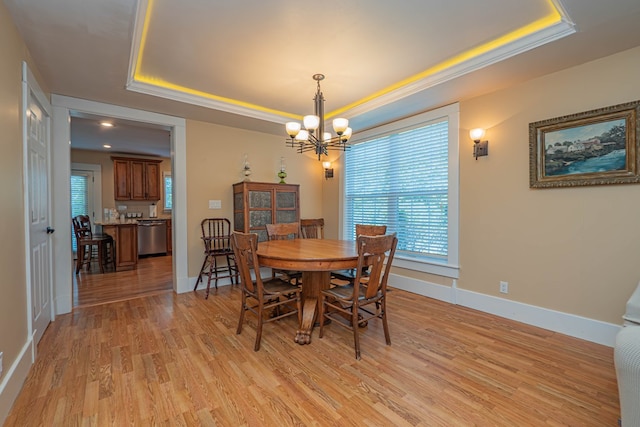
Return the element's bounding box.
[163,172,172,211]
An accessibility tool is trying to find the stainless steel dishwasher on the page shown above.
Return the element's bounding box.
[137,220,167,256]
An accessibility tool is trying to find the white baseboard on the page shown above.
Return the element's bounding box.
[179,270,621,347]
[390,273,621,347]
[0,339,33,424]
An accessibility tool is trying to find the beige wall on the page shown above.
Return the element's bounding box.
[458,46,640,324]
[70,149,171,217]
[185,120,324,276]
[0,2,49,419]
[322,46,640,326]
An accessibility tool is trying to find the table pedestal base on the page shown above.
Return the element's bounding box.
[294,271,331,345]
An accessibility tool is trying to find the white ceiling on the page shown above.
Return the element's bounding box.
[70,114,171,158]
[5,0,640,158]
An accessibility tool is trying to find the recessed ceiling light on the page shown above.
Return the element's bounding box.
[103,144,112,149]
[100,122,114,127]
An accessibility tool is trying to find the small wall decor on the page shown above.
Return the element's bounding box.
[529,100,640,188]
[242,153,252,181]
[277,157,287,183]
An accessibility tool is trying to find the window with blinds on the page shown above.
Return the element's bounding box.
[163,172,172,211]
[343,104,459,276]
[70,174,89,252]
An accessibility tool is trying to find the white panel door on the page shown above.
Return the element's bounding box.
[24,65,53,347]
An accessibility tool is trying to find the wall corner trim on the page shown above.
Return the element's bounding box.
[0,338,33,424]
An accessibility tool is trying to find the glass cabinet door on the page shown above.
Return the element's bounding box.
[276,190,297,223]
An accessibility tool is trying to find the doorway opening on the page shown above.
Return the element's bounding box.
[51,95,187,315]
[70,116,173,307]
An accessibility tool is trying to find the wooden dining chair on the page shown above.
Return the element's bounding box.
[300,218,324,239]
[319,233,398,359]
[355,224,387,237]
[194,218,239,299]
[265,222,300,240]
[231,231,302,351]
[72,215,115,274]
[265,222,302,284]
[331,224,388,284]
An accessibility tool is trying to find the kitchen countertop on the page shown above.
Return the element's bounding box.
[96,217,171,226]
[95,220,140,226]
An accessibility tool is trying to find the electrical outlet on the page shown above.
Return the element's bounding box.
[208,200,222,209]
[500,281,509,294]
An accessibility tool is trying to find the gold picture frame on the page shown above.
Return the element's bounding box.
[529,100,640,188]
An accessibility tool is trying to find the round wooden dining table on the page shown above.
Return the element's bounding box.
[257,238,364,345]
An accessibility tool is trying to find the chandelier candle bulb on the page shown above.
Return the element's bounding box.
[333,118,349,135]
[304,115,320,131]
[341,127,353,142]
[295,129,309,141]
[286,122,301,138]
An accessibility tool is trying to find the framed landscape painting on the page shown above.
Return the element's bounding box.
[529,100,640,188]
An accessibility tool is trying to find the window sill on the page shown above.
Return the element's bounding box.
[392,254,459,279]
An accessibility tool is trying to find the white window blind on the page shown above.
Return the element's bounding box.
[70,174,88,252]
[163,173,172,210]
[345,120,449,259]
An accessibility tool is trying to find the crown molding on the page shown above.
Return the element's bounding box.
[340,19,576,119]
[126,0,575,125]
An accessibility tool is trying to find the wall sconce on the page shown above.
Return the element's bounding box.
[322,161,334,179]
[469,128,488,160]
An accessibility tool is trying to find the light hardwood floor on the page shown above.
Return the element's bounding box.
[73,255,174,308]
[6,283,619,425]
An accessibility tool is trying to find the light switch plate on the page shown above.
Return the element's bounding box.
[208,200,222,209]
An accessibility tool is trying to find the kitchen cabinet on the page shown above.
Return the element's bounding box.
[112,156,161,201]
[102,223,138,270]
[232,181,300,242]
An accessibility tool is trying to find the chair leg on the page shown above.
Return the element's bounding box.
[226,254,236,284]
[75,244,83,274]
[237,292,247,335]
[213,255,220,290]
[381,299,391,346]
[254,301,264,351]
[352,305,361,360]
[205,255,214,299]
[194,255,209,290]
[233,256,239,284]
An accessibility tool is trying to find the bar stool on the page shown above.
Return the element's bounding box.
[73,215,116,274]
[194,218,239,298]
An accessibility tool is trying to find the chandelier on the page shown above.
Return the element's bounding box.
[285,74,353,160]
